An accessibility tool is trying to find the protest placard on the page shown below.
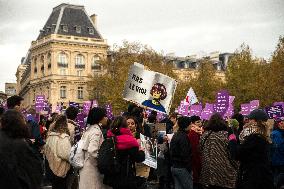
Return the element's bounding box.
[265,105,284,119]
[123,62,177,114]
[213,90,229,117]
[188,104,203,117]
[35,95,45,113]
[185,87,198,105]
[201,103,214,120]
[140,134,157,169]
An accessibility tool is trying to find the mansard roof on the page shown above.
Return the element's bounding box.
[37,3,102,40]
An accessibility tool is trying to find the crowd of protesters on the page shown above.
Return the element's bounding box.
[0,95,283,189]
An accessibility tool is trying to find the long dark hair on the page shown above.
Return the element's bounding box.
[110,116,128,136]
[1,110,29,138]
[126,116,144,134]
[205,113,228,132]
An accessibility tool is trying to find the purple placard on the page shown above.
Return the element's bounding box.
[240,103,251,116]
[76,113,86,129]
[188,104,203,117]
[213,90,229,116]
[250,100,259,112]
[178,101,189,116]
[83,101,92,115]
[224,96,235,118]
[157,111,166,122]
[201,103,214,120]
[265,105,284,119]
[274,102,284,108]
[35,95,45,113]
[105,104,114,120]
[69,102,79,108]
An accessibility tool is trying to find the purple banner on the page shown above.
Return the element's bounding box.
[201,103,214,120]
[178,101,189,116]
[265,105,284,119]
[69,102,79,108]
[188,104,203,117]
[35,95,45,113]
[83,101,92,115]
[240,103,251,116]
[213,90,229,116]
[105,104,114,120]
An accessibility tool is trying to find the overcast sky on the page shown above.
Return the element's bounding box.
[0,0,283,92]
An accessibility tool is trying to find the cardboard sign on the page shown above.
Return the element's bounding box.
[265,105,284,119]
[105,104,114,120]
[76,113,86,129]
[250,100,260,112]
[201,103,214,120]
[123,62,177,114]
[213,90,229,116]
[188,104,203,117]
[140,134,157,169]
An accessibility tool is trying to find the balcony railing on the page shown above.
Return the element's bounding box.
[57,62,68,68]
[75,64,85,69]
[91,64,102,70]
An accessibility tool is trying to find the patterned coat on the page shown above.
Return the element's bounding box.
[200,130,238,188]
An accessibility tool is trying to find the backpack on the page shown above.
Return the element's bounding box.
[69,138,85,169]
[97,137,121,175]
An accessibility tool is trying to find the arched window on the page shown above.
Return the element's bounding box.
[58,52,68,67]
[75,54,85,68]
[91,56,101,71]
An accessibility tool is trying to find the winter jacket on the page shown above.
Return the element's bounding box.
[188,129,202,183]
[229,133,274,189]
[27,117,45,147]
[78,124,110,189]
[200,130,238,188]
[104,128,145,189]
[170,130,192,172]
[271,129,284,166]
[0,131,43,189]
[44,132,71,177]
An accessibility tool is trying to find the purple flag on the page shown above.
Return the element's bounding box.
[178,101,189,116]
[188,104,203,117]
[240,103,251,116]
[213,90,229,117]
[250,100,260,112]
[35,95,45,113]
[201,103,214,120]
[265,105,284,119]
[83,101,92,115]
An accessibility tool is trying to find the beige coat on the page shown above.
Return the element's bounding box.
[44,132,71,177]
[79,124,111,189]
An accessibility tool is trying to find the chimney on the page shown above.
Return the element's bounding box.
[90,14,97,27]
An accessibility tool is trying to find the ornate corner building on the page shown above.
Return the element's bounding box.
[16,3,108,110]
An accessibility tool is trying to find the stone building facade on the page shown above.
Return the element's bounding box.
[16,3,108,110]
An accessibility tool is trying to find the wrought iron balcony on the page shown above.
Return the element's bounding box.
[91,64,101,70]
[75,64,85,69]
[57,62,68,68]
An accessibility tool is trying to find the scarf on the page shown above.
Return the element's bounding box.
[239,122,262,144]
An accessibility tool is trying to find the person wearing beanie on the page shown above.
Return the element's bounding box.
[188,116,203,189]
[170,116,193,189]
[228,109,274,189]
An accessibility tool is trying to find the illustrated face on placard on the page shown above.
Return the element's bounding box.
[142,83,167,113]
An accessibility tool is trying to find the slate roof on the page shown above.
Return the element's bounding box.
[37,3,102,40]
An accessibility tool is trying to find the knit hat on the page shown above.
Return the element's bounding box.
[248,109,269,122]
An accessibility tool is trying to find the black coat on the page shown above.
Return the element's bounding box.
[170,130,192,172]
[104,146,145,189]
[0,131,43,189]
[228,134,274,189]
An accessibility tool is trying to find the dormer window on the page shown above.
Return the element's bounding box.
[88,28,94,35]
[61,24,68,32]
[75,26,81,33]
